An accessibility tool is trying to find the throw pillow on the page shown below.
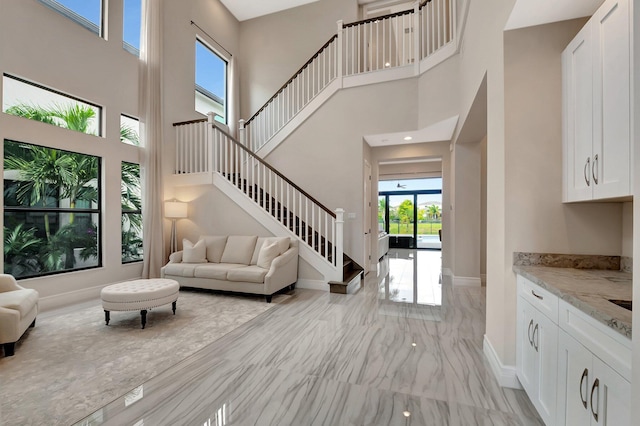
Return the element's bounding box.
[257,241,281,269]
[182,238,207,263]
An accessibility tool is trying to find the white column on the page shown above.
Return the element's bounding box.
[336,20,344,87]
[335,208,344,281]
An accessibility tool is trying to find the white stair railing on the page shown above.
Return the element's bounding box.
[241,0,457,153]
[174,114,344,279]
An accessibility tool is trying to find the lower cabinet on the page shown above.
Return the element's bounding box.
[557,330,630,426]
[515,276,631,426]
[516,297,558,425]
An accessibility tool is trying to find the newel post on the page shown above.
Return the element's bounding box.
[207,112,215,173]
[335,208,344,281]
[336,20,344,86]
[238,119,246,147]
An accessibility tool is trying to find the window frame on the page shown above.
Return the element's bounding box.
[122,0,142,56]
[121,161,143,264]
[195,37,229,124]
[3,140,103,279]
[38,0,105,38]
[3,74,104,137]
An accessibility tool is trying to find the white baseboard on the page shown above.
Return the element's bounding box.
[483,334,522,389]
[452,275,482,287]
[39,284,107,312]
[442,267,453,276]
[295,279,328,291]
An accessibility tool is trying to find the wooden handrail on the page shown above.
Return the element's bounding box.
[211,123,337,218]
[419,0,434,9]
[343,8,414,29]
[245,34,338,125]
[173,118,207,127]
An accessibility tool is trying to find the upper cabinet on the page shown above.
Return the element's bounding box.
[562,0,631,202]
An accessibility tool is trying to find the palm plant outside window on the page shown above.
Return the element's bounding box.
[121,162,143,263]
[4,141,101,278]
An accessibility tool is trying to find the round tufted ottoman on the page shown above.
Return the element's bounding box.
[101,279,179,329]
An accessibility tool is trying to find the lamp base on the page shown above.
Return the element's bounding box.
[170,219,178,253]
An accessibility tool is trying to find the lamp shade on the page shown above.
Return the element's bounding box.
[165,201,188,219]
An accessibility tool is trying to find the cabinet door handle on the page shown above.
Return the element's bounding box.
[590,378,600,422]
[584,157,591,186]
[527,319,534,346]
[532,323,539,352]
[531,290,543,300]
[579,368,589,409]
[592,154,599,185]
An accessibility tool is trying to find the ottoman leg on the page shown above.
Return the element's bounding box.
[140,310,147,329]
[104,310,110,326]
[172,300,177,315]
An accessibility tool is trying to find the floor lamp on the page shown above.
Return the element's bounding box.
[165,201,188,253]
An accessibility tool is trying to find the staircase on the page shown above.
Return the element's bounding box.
[240,0,464,157]
[172,115,348,283]
[329,256,364,294]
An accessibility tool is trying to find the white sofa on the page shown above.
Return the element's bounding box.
[161,235,298,302]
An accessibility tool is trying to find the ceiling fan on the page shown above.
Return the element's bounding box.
[397,182,406,189]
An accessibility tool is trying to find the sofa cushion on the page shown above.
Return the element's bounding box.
[221,236,258,265]
[257,241,281,269]
[0,289,39,317]
[202,236,227,263]
[226,266,268,283]
[194,263,245,280]
[250,237,290,264]
[162,263,199,278]
[182,239,207,263]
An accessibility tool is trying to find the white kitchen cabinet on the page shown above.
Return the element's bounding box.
[562,0,631,202]
[516,276,558,425]
[557,330,630,426]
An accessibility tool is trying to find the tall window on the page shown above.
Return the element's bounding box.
[4,140,101,278]
[2,74,102,137]
[38,0,103,37]
[121,162,143,263]
[123,0,142,55]
[195,39,227,123]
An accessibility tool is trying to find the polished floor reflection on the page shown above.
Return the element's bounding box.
[76,249,542,425]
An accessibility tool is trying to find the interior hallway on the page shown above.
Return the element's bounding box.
[76,249,542,425]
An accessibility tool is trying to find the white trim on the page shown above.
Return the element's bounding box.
[452,275,481,287]
[39,283,108,312]
[481,273,487,284]
[442,267,453,276]
[295,279,328,291]
[483,334,522,389]
[255,78,341,158]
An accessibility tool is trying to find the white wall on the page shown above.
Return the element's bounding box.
[238,0,358,118]
[0,0,142,309]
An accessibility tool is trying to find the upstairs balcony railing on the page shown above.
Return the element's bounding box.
[241,0,456,152]
[173,113,344,280]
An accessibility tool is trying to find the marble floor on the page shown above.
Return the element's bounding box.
[75,249,542,426]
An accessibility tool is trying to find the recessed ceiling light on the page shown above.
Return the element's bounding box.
[411,342,417,347]
[403,136,412,141]
[385,62,391,67]
[403,411,411,417]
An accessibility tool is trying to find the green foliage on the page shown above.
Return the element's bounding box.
[3,224,42,276]
[397,199,414,231]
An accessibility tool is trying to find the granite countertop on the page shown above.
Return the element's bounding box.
[513,265,632,339]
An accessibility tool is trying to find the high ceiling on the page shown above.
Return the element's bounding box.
[505,0,603,30]
[219,0,320,21]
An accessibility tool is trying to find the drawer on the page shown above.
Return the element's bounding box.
[559,299,632,378]
[517,275,559,323]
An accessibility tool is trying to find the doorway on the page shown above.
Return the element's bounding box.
[379,178,442,249]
